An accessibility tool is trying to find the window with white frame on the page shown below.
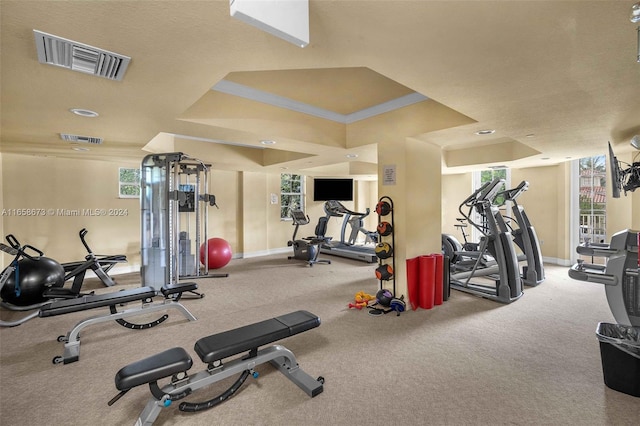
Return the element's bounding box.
[470,167,511,241]
[119,167,141,198]
[280,173,304,219]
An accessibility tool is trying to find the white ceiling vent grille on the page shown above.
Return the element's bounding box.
[60,133,104,144]
[34,30,131,81]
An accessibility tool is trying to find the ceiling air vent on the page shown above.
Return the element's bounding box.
[34,30,131,81]
[60,133,104,144]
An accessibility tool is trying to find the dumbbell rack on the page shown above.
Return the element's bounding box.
[375,196,396,295]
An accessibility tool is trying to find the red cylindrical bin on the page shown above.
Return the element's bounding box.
[406,256,420,310]
[432,253,444,306]
[418,255,436,309]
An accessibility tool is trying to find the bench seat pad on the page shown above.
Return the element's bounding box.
[38,287,157,317]
[195,310,320,364]
[115,347,193,391]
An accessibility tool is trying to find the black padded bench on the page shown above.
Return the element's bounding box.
[111,310,323,426]
[41,282,198,365]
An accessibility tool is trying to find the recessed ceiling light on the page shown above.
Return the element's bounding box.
[346,154,358,158]
[475,129,495,135]
[260,140,276,145]
[70,108,99,117]
[631,2,640,23]
[541,157,550,160]
[525,134,535,138]
[71,146,90,152]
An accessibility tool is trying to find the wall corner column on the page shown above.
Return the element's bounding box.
[377,137,442,299]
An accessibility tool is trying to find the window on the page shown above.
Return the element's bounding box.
[578,155,607,245]
[280,173,304,219]
[470,168,510,241]
[119,167,141,198]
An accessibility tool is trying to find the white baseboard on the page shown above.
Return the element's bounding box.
[543,256,573,267]
[236,247,290,259]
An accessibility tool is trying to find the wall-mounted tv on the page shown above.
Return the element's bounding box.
[313,178,353,201]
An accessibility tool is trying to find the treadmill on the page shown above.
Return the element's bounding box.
[319,200,377,263]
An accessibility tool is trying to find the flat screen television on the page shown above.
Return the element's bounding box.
[313,178,353,201]
[608,142,622,198]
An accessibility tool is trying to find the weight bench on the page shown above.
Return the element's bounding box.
[110,310,324,426]
[38,282,198,365]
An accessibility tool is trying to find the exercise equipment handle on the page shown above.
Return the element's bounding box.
[3,235,43,260]
[21,244,44,260]
[79,228,92,254]
[5,234,21,249]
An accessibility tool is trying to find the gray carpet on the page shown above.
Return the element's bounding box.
[1,255,638,426]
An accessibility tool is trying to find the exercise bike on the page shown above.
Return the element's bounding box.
[287,209,331,267]
[454,217,480,251]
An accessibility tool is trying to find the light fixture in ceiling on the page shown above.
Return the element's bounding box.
[631,2,640,23]
[230,0,309,48]
[525,133,535,138]
[70,108,99,118]
[33,30,131,81]
[60,133,103,144]
[260,140,276,145]
[632,2,640,62]
[541,157,550,160]
[475,129,495,135]
[346,154,358,158]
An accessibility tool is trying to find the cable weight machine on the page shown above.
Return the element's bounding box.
[141,153,227,295]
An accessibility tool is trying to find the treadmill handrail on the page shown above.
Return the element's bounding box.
[323,200,368,217]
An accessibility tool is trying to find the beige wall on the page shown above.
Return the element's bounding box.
[441,173,472,239]
[511,165,564,262]
[442,163,572,264]
[0,154,379,273]
[2,151,635,280]
[377,137,442,300]
[1,154,141,269]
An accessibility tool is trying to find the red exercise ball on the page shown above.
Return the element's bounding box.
[199,238,232,269]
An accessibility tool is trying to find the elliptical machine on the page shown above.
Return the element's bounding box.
[500,181,545,286]
[447,178,524,304]
[287,209,331,267]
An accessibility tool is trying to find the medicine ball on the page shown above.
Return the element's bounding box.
[376,221,393,236]
[1,257,65,306]
[375,201,391,216]
[376,289,393,307]
[375,264,394,281]
[375,242,393,259]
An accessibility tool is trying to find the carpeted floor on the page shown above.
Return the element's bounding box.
[0,254,638,426]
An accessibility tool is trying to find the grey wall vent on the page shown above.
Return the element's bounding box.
[34,30,131,81]
[60,133,104,144]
